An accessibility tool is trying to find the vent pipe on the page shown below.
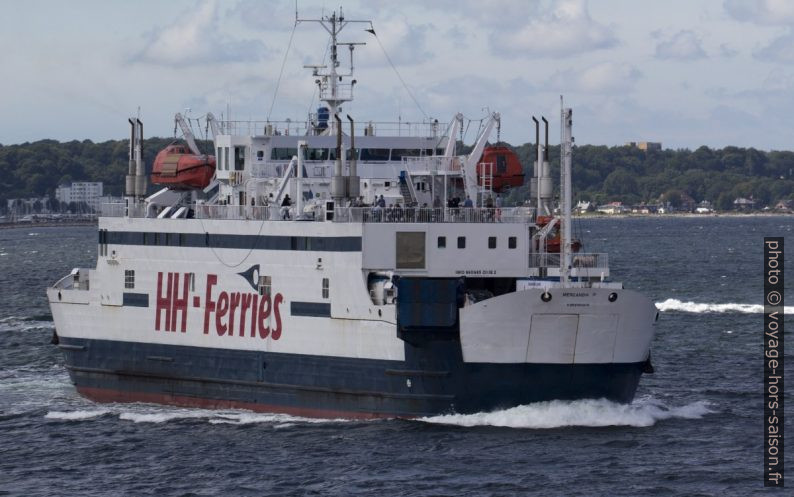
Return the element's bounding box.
[134,119,146,198]
[537,117,552,216]
[530,117,539,207]
[331,114,346,201]
[346,114,360,200]
[125,119,136,197]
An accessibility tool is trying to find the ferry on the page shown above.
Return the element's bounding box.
[47,11,657,418]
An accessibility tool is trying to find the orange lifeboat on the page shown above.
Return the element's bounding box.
[476,145,525,192]
[151,144,216,189]
[535,215,582,253]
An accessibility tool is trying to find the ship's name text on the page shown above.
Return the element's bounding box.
[154,272,283,339]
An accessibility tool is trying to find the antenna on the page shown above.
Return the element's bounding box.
[297,10,372,116]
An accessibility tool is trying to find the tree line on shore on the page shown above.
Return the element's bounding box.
[1,138,793,210]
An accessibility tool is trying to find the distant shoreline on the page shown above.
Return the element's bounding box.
[573,212,792,219]
[0,219,97,230]
[0,211,789,230]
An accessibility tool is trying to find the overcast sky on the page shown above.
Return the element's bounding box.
[3,0,794,150]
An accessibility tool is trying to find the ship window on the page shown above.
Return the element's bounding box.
[234,146,245,170]
[256,150,265,161]
[436,148,445,156]
[396,232,426,269]
[271,147,298,160]
[457,236,466,249]
[322,278,329,299]
[224,147,230,170]
[509,236,517,249]
[438,236,446,248]
[189,273,195,292]
[488,236,497,249]
[217,147,223,169]
[424,149,433,156]
[124,270,135,289]
[258,275,271,297]
[360,148,390,161]
[391,149,420,160]
[307,148,327,161]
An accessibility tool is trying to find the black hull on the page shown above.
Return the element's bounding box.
[58,337,646,418]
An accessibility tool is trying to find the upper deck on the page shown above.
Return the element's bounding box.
[101,204,537,225]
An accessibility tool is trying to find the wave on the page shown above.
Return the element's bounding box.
[656,298,792,314]
[45,409,110,421]
[419,397,713,429]
[45,405,352,425]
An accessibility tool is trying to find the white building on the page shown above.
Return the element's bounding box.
[56,182,103,212]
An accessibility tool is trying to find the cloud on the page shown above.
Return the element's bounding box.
[724,0,794,25]
[358,19,433,67]
[547,61,641,94]
[489,0,618,58]
[654,30,707,60]
[132,0,269,67]
[719,43,739,57]
[753,30,794,61]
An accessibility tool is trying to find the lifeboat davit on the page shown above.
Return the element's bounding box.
[535,215,582,253]
[476,145,525,192]
[151,144,216,190]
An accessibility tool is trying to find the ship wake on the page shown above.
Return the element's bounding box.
[656,298,792,314]
[44,405,355,426]
[419,397,712,429]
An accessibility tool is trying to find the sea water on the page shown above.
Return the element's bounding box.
[0,217,790,496]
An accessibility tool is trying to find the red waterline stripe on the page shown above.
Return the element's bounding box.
[76,386,400,420]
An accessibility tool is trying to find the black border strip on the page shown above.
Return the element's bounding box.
[290,301,331,317]
[106,231,361,252]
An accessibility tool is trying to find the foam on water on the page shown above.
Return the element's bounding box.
[419,397,713,429]
[656,298,792,314]
[44,403,353,425]
[45,409,110,421]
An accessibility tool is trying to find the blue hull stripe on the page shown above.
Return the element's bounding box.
[57,336,647,418]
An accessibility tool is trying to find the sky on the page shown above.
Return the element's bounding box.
[3,0,794,150]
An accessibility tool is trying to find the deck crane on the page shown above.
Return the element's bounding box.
[174,113,201,155]
[206,112,221,140]
[461,112,500,206]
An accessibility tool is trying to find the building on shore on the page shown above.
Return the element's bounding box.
[55,182,104,212]
[625,141,662,151]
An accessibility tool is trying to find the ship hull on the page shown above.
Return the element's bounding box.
[59,336,646,418]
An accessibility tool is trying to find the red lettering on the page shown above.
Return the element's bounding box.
[171,272,189,333]
[239,293,253,336]
[155,272,173,331]
[249,294,259,337]
[271,293,284,340]
[203,274,217,334]
[258,293,271,339]
[216,291,229,335]
[228,292,241,337]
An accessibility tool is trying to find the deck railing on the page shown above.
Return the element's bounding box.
[217,119,445,138]
[529,252,609,270]
[333,207,535,224]
[100,203,536,224]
